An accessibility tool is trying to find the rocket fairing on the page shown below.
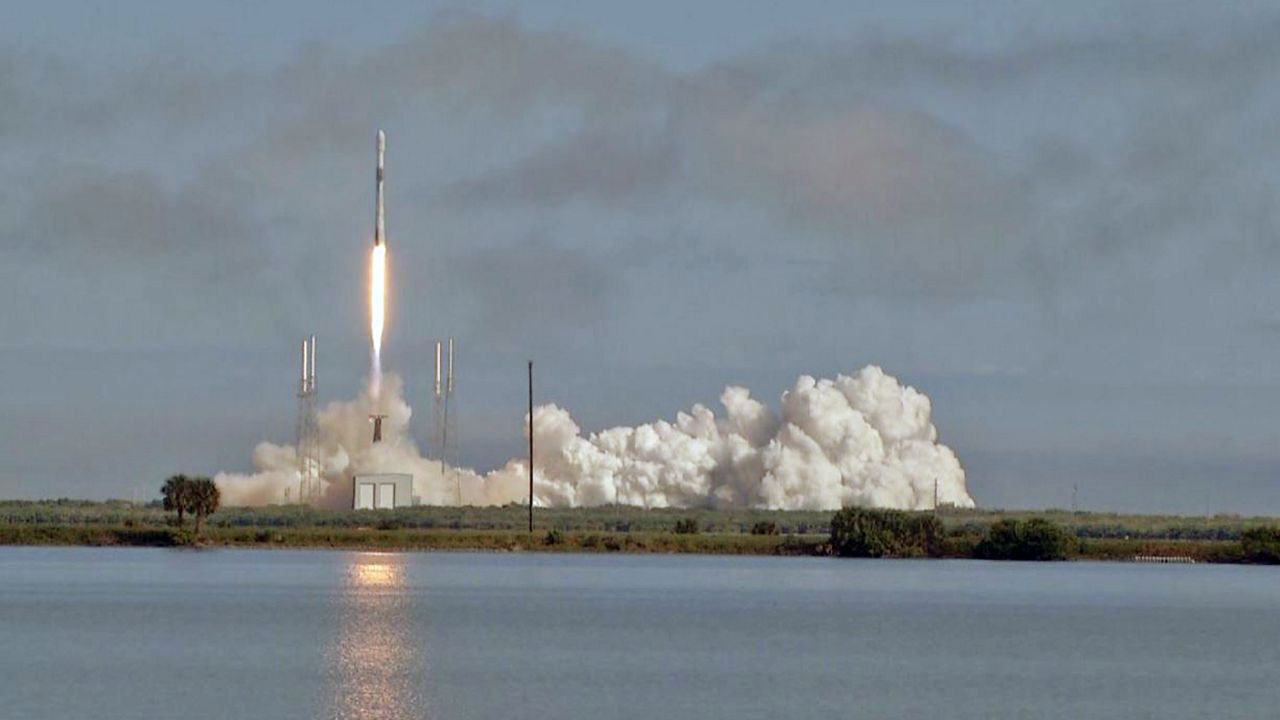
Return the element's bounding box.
[374,130,386,247]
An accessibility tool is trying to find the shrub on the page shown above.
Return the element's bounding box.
[544,529,564,546]
[1241,527,1280,564]
[750,521,780,536]
[976,518,1074,561]
[829,507,943,558]
[674,518,700,535]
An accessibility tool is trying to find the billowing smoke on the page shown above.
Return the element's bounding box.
[216,365,974,510]
[215,373,524,508]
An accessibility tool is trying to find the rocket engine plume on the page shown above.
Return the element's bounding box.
[369,244,386,399]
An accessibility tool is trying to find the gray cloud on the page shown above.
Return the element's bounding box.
[446,129,679,205]
[4,7,1280,509]
[5,8,1277,348]
[444,236,617,345]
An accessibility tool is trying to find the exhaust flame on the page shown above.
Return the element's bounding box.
[369,244,386,399]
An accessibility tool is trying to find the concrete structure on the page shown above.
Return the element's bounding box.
[352,473,413,510]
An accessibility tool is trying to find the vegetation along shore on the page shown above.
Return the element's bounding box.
[2,499,1278,564]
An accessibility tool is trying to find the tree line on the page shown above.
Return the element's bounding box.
[829,507,1075,560]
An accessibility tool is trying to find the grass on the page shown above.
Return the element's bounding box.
[0,500,1275,562]
[0,522,827,555]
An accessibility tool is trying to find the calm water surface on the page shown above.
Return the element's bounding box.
[1,547,1277,719]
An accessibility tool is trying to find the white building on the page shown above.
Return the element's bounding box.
[352,473,414,510]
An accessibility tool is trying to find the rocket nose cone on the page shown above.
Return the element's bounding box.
[377,130,385,151]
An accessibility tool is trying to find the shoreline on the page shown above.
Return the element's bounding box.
[0,523,1252,563]
[1,501,1273,564]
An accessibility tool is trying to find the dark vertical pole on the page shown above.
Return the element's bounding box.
[528,360,534,534]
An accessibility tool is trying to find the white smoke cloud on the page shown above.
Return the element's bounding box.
[216,366,974,511]
[215,373,519,509]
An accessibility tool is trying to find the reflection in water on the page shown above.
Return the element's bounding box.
[326,554,424,720]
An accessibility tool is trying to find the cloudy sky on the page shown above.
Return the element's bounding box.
[3,0,1278,513]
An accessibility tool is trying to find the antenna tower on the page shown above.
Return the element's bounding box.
[296,335,320,504]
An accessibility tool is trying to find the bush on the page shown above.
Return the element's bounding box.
[544,529,564,546]
[674,518,700,535]
[829,507,943,558]
[1241,527,1280,564]
[750,521,780,536]
[976,518,1074,561]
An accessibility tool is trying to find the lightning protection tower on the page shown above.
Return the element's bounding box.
[432,338,460,503]
[296,335,320,504]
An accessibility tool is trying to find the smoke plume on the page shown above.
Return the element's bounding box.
[216,365,974,510]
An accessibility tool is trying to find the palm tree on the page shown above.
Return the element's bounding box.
[161,475,192,527]
[189,477,221,536]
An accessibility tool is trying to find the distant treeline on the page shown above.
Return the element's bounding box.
[2,500,1275,539]
[0,500,835,535]
[1,500,1278,564]
[827,508,1267,564]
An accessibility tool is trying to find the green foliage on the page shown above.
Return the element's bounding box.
[1241,527,1280,564]
[0,500,841,535]
[0,525,189,546]
[188,477,221,536]
[161,475,193,527]
[544,529,564,546]
[750,521,780,536]
[3,500,1277,565]
[976,518,1075,561]
[170,528,197,546]
[161,476,219,536]
[673,518,700,535]
[1076,537,1243,564]
[829,507,943,558]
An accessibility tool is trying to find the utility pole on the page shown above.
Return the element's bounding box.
[528,360,534,534]
[1072,483,1079,514]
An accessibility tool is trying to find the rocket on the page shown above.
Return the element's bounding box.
[374,130,386,247]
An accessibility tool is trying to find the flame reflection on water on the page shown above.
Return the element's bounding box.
[326,553,423,720]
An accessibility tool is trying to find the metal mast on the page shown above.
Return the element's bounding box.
[432,338,460,503]
[296,335,319,504]
[443,338,457,503]
[432,339,443,459]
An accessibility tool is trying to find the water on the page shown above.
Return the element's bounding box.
[1,548,1277,719]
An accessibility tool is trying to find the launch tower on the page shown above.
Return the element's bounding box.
[296,335,320,503]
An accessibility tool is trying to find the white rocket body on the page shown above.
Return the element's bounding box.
[374,130,386,247]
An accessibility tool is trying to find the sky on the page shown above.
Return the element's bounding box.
[2,0,1279,513]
